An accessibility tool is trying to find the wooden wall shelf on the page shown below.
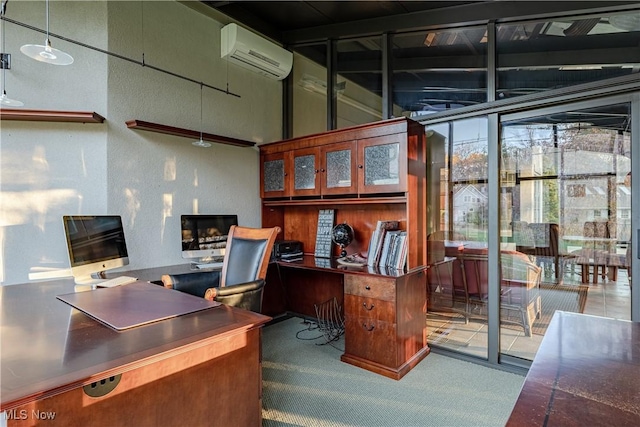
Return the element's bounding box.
[126,119,255,148]
[0,109,105,123]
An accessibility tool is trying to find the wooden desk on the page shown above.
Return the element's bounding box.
[106,263,218,283]
[274,255,429,380]
[507,312,640,426]
[1,279,270,426]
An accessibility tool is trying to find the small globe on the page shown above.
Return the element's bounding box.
[332,223,354,257]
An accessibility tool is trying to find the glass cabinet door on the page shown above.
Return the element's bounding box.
[321,141,357,195]
[261,152,290,198]
[357,135,407,194]
[291,147,321,196]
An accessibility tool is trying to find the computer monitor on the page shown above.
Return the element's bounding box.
[181,214,238,263]
[63,215,129,285]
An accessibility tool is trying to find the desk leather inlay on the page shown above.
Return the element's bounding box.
[57,281,221,330]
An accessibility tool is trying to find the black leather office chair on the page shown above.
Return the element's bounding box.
[162,225,280,312]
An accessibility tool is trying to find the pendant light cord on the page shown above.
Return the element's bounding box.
[1,7,5,94]
[45,0,49,41]
[140,0,144,66]
[1,1,22,105]
[200,83,203,141]
[1,1,6,94]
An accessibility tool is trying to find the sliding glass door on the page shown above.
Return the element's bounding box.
[499,99,633,362]
[425,95,637,366]
[426,118,490,359]
[416,8,639,364]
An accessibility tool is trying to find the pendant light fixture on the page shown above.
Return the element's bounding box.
[192,84,211,148]
[0,0,23,106]
[20,0,73,65]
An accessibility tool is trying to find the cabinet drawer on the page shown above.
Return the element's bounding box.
[344,275,395,301]
[344,317,397,367]
[344,294,395,323]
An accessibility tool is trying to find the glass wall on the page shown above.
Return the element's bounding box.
[426,117,489,359]
[426,101,634,364]
[292,47,328,138]
[392,27,487,119]
[497,12,640,100]
[291,8,640,135]
[336,36,383,129]
[288,3,639,368]
[499,101,632,361]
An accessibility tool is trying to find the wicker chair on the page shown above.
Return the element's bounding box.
[456,248,542,337]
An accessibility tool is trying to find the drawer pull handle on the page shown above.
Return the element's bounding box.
[362,323,375,331]
[363,302,375,310]
[365,286,371,290]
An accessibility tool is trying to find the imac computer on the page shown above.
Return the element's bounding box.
[181,214,238,265]
[63,215,129,285]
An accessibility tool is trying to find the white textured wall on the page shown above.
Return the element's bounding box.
[0,1,282,285]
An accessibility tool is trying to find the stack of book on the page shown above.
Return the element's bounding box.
[366,220,408,270]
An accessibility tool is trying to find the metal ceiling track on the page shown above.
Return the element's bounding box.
[0,16,240,98]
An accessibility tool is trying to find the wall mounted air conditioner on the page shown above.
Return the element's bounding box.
[221,23,293,80]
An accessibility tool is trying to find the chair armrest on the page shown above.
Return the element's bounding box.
[161,271,221,298]
[204,279,265,301]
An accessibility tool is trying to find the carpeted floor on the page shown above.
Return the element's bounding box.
[262,317,525,427]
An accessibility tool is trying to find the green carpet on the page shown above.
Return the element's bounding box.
[262,317,524,427]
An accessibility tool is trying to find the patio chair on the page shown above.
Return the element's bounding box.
[454,248,542,337]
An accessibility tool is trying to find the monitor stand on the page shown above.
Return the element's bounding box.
[197,256,224,264]
[73,271,107,291]
[190,257,224,270]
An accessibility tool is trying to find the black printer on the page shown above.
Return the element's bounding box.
[272,240,303,262]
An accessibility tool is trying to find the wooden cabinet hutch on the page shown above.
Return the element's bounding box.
[260,117,430,379]
[260,117,427,268]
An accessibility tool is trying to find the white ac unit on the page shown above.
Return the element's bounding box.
[221,23,293,80]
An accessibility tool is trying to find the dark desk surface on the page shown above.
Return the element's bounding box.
[278,254,425,277]
[105,262,217,283]
[507,311,640,426]
[0,278,270,410]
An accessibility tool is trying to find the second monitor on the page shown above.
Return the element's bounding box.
[181,214,238,264]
